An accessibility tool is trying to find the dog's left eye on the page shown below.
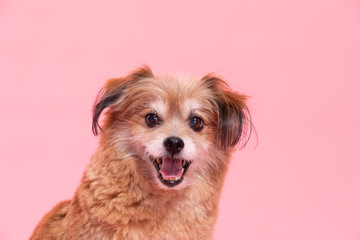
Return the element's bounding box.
[189,116,204,131]
[145,113,159,127]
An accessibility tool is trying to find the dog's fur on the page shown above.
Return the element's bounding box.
[30,66,251,240]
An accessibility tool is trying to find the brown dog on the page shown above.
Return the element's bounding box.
[30,66,252,240]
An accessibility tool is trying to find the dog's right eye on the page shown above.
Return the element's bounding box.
[145,113,159,127]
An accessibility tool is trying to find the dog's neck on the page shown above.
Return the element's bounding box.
[71,142,228,239]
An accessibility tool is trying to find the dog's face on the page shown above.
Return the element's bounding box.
[92,66,250,190]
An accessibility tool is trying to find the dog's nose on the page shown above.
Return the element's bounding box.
[163,137,184,155]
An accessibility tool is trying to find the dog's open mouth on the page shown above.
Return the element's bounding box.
[150,156,192,188]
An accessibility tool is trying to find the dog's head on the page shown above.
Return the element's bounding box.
[92,66,251,190]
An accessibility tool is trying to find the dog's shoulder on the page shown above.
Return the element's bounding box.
[30,200,71,240]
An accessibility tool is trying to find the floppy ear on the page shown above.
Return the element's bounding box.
[201,74,252,150]
[92,65,154,135]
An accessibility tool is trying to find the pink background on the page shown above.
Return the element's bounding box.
[1,0,360,239]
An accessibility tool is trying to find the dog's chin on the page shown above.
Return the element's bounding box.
[149,155,192,189]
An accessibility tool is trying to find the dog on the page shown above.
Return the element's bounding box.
[30,65,252,240]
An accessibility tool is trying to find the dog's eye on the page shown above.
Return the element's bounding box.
[145,113,159,127]
[189,116,204,131]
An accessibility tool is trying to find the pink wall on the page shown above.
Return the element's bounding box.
[1,0,360,239]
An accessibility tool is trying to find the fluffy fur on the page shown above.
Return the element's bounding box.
[30,65,252,240]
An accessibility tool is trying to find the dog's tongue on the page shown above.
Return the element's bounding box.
[159,158,183,178]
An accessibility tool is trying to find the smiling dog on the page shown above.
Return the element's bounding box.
[30,66,252,240]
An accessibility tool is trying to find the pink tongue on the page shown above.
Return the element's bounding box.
[159,158,183,178]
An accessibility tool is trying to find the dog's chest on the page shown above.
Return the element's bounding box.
[99,204,212,240]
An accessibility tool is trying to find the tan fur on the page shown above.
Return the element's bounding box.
[30,66,251,240]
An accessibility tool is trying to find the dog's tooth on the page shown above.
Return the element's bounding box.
[156,158,161,164]
[182,160,186,167]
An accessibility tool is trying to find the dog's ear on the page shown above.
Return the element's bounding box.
[92,65,154,135]
[201,74,252,150]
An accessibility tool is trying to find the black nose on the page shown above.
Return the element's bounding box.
[163,137,184,155]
